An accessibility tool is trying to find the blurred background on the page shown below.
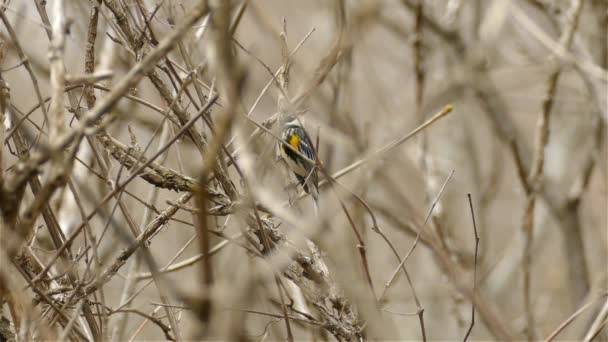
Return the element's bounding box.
[0,0,606,341]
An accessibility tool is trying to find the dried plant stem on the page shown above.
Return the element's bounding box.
[544,292,608,342]
[194,188,214,329]
[29,96,218,287]
[329,172,425,331]
[326,176,377,301]
[413,0,428,189]
[521,1,585,340]
[0,7,49,124]
[0,69,102,340]
[412,4,428,340]
[584,298,608,342]
[0,1,602,340]
[83,193,193,297]
[134,238,232,280]
[380,170,454,299]
[376,187,515,340]
[37,2,187,336]
[462,194,480,342]
[47,0,66,166]
[331,105,452,182]
[8,1,211,193]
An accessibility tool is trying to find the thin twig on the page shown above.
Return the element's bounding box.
[463,194,480,342]
[380,170,455,300]
[330,105,452,182]
[0,6,49,124]
[583,297,608,342]
[544,293,608,342]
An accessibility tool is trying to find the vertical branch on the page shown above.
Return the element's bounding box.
[463,194,480,342]
[194,185,213,329]
[521,1,585,340]
[84,1,101,110]
[412,4,428,340]
[413,0,428,180]
[192,1,243,335]
[277,16,291,113]
[48,0,67,149]
[0,39,6,192]
[274,277,294,342]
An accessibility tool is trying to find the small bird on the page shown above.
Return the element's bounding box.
[279,115,319,214]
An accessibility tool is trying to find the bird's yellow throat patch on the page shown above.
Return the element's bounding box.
[289,134,300,150]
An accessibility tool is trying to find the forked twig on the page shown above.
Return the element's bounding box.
[379,170,455,300]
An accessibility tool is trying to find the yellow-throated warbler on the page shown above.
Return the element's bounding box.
[279,115,319,213]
